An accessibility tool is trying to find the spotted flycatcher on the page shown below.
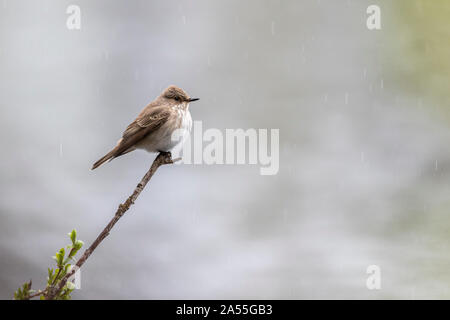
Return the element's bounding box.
[92,85,199,170]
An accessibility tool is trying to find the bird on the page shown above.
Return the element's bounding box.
[91,85,199,170]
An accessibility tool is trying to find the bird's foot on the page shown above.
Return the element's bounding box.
[156,151,176,164]
[156,151,182,164]
[158,151,171,157]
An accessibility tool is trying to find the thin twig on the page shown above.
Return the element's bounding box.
[45,152,179,299]
[27,289,47,300]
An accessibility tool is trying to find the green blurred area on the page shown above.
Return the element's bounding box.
[390,0,450,116]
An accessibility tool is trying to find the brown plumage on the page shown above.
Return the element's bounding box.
[92,85,199,170]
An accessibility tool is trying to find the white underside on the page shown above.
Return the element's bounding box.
[136,108,192,153]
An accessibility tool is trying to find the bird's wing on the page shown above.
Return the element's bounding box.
[115,105,171,155]
[123,105,170,137]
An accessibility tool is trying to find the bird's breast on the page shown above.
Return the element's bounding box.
[178,108,192,133]
[137,107,192,153]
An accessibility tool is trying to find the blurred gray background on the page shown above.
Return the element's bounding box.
[1,0,450,299]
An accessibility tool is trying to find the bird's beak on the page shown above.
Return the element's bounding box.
[188,98,200,102]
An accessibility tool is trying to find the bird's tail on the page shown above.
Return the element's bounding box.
[91,148,117,170]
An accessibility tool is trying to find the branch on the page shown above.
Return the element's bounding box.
[45,152,180,299]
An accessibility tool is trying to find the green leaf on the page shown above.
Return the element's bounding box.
[69,229,77,244]
[56,248,65,266]
[67,248,76,259]
[66,281,75,290]
[74,240,84,250]
[13,280,32,300]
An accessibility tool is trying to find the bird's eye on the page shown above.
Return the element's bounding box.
[174,97,180,101]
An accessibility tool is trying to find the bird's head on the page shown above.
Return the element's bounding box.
[161,85,199,105]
